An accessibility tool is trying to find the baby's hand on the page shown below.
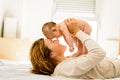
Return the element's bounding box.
[69,47,74,52]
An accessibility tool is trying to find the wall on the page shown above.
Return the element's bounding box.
[0,0,3,37]
[97,0,120,58]
[3,0,23,38]
[21,0,53,41]
[0,0,53,41]
[99,0,120,40]
[1,0,120,41]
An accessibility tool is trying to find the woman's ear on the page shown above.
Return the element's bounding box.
[50,52,56,59]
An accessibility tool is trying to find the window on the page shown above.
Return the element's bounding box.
[52,0,97,56]
[52,0,97,40]
[52,0,96,20]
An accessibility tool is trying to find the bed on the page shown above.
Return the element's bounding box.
[0,38,78,80]
[0,59,120,80]
[0,38,120,80]
[0,59,78,80]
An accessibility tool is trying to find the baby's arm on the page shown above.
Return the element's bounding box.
[59,22,74,52]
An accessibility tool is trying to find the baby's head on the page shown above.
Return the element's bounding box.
[42,22,62,39]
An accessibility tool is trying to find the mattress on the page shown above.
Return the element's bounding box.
[0,59,79,80]
[0,59,119,80]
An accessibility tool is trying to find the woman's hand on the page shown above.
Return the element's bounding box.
[64,18,80,35]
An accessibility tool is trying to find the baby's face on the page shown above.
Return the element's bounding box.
[46,32,54,39]
[46,35,58,41]
[47,35,54,39]
[52,30,62,38]
[47,33,59,40]
[47,28,61,39]
[46,33,59,40]
[47,26,62,39]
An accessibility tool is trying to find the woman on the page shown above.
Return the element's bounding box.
[30,18,120,79]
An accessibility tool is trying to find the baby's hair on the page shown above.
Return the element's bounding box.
[42,22,56,38]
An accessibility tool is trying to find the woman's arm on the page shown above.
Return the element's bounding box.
[63,18,106,75]
[72,31,106,75]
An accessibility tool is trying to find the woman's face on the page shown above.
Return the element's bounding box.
[44,39,66,57]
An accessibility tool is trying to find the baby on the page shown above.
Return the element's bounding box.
[42,18,92,56]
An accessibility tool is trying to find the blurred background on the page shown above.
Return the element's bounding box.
[0,0,119,58]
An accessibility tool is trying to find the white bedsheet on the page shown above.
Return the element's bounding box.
[0,59,80,80]
[0,59,120,80]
